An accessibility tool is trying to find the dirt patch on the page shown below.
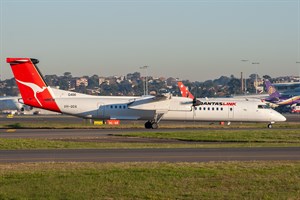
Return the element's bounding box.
[52,136,195,144]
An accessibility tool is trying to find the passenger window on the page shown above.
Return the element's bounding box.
[110,105,113,109]
[216,107,219,111]
[199,107,202,111]
[115,106,117,109]
[123,105,126,109]
[203,107,206,111]
[119,106,122,109]
[208,107,210,111]
[230,108,233,111]
[221,108,223,111]
[212,107,214,111]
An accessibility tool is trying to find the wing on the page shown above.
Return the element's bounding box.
[128,94,171,110]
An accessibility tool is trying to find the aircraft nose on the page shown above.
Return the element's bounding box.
[274,112,286,122]
[279,114,286,122]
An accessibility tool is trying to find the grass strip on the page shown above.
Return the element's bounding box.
[1,138,300,150]
[0,161,299,199]
[120,129,300,143]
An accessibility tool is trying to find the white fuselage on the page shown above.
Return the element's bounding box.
[51,89,286,123]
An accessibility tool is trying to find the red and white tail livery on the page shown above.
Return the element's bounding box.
[177,81,194,99]
[7,58,286,129]
[7,58,60,112]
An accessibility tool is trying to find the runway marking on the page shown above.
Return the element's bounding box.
[5,129,16,133]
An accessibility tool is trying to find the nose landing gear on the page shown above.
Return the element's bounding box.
[267,122,275,129]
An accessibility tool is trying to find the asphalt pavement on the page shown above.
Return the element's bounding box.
[0,147,299,163]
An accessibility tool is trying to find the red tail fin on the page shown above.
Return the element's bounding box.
[7,58,61,112]
[177,81,194,99]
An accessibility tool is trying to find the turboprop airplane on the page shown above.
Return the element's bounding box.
[177,81,287,128]
[7,58,286,129]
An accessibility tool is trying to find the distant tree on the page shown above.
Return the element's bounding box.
[213,76,230,86]
[249,73,260,80]
[44,75,58,86]
[119,80,133,95]
[228,78,241,94]
[63,72,72,78]
[263,75,272,80]
[77,83,87,94]
[58,77,71,90]
[88,74,100,88]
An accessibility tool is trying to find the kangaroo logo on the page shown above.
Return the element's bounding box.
[16,79,47,107]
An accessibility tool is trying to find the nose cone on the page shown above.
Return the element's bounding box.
[273,112,286,122]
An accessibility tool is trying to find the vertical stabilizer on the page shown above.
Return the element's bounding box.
[264,79,281,99]
[6,58,61,112]
[177,81,194,99]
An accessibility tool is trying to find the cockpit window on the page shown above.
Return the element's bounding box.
[258,105,269,109]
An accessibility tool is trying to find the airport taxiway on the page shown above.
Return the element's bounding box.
[0,147,300,163]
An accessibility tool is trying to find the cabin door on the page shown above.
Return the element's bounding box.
[228,106,234,118]
[97,103,105,118]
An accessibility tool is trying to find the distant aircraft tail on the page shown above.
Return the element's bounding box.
[6,58,61,112]
[264,79,281,99]
[177,81,194,99]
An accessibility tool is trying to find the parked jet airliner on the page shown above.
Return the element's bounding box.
[7,58,286,129]
[265,79,300,106]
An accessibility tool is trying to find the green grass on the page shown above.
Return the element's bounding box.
[120,129,300,143]
[0,129,300,150]
[0,162,299,199]
[1,138,300,150]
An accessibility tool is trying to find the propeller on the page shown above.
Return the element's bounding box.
[192,97,201,107]
[177,81,201,121]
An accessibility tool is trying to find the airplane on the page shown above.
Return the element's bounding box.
[7,58,286,129]
[177,81,194,99]
[264,79,300,106]
[177,81,288,128]
[0,96,23,112]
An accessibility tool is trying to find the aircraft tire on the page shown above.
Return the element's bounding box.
[145,121,152,129]
[151,122,158,129]
[267,124,272,129]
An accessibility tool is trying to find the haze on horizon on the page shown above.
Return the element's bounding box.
[0,0,300,82]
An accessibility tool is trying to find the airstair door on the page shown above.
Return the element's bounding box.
[97,103,105,118]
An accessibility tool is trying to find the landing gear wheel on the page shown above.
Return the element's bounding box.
[267,124,272,129]
[145,121,152,129]
[151,122,158,129]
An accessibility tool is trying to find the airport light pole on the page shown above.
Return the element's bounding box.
[252,62,260,94]
[241,60,249,94]
[140,66,149,96]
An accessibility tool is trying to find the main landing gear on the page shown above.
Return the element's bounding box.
[144,113,165,129]
[144,121,158,129]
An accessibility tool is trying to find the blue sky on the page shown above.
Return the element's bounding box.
[0,0,299,81]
